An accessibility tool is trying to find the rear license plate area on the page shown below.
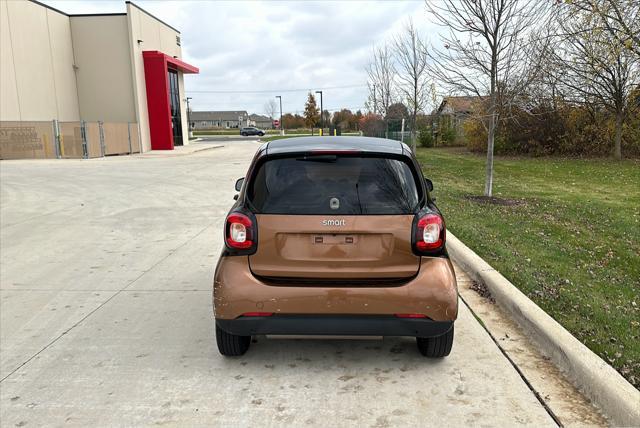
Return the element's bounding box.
[312,234,357,245]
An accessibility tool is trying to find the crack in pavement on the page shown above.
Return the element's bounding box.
[458,292,562,427]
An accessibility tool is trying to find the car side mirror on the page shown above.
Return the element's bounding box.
[425,178,434,192]
[235,177,245,192]
[233,194,239,201]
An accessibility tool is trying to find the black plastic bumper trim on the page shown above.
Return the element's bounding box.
[216,315,453,338]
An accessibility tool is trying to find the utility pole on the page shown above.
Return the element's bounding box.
[315,90,323,136]
[276,95,283,136]
[186,97,192,139]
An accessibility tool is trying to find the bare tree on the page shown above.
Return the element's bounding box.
[426,0,546,197]
[264,99,278,119]
[366,43,396,117]
[393,20,430,153]
[570,0,640,59]
[551,2,639,159]
[524,22,566,112]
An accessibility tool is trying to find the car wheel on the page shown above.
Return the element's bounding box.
[259,132,265,136]
[416,325,454,358]
[216,324,251,356]
[241,133,246,136]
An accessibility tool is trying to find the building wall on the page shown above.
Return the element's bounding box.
[1,0,79,121]
[193,120,216,129]
[0,0,20,120]
[1,0,193,153]
[70,15,136,123]
[253,121,273,129]
[126,2,188,151]
[47,7,80,121]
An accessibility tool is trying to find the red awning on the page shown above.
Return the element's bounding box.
[142,51,199,74]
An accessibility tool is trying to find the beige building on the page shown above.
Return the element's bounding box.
[1,0,198,158]
[190,111,249,129]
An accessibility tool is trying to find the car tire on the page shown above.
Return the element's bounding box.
[216,323,251,356]
[416,325,454,358]
[241,133,246,137]
[259,132,265,136]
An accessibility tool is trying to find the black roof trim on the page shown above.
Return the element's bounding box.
[69,13,127,17]
[28,0,180,33]
[126,1,181,34]
[265,136,404,156]
[30,0,125,17]
[28,0,68,16]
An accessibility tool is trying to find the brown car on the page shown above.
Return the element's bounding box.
[213,137,458,357]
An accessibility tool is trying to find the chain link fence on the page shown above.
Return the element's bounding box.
[361,117,444,149]
[362,118,416,145]
[0,121,141,160]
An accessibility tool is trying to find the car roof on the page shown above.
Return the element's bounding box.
[265,136,405,156]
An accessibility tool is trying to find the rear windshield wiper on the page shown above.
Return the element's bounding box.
[296,155,337,163]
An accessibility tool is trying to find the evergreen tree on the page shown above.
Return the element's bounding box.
[304,92,320,129]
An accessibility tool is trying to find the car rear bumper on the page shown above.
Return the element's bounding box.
[213,256,458,322]
[217,315,453,337]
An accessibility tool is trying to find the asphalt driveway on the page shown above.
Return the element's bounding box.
[1,142,557,426]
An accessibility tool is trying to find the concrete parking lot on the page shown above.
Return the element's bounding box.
[0,142,582,426]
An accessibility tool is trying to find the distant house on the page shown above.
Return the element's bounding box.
[190,111,249,129]
[436,96,482,144]
[249,114,274,129]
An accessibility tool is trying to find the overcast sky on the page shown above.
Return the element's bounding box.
[42,1,440,116]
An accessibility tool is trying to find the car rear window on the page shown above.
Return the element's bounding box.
[248,155,420,214]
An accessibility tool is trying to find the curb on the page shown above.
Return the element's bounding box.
[446,232,640,427]
[191,145,223,154]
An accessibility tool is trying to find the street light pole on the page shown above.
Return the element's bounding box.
[315,90,323,135]
[276,95,283,136]
[186,97,193,139]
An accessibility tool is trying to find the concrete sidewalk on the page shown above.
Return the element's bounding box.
[135,141,226,157]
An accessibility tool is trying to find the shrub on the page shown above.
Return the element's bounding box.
[359,113,386,138]
[625,109,640,156]
[418,127,434,147]
[458,101,640,157]
[463,119,486,152]
[440,125,457,146]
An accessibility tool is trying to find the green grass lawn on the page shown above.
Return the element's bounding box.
[415,147,640,388]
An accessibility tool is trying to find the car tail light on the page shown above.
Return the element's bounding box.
[241,312,273,317]
[225,212,256,252]
[413,213,445,254]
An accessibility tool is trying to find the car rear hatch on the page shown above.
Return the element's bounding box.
[246,152,422,281]
[250,214,418,279]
